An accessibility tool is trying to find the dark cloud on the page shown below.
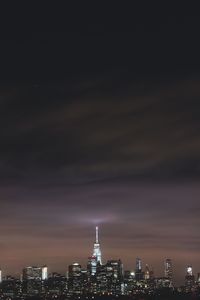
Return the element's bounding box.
[1,77,200,184]
[0,70,200,284]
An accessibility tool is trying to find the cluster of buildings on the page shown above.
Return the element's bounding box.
[0,227,200,299]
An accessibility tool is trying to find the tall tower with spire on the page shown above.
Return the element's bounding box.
[93,226,102,264]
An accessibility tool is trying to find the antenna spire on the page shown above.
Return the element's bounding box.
[96,226,99,243]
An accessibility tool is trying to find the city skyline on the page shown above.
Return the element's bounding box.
[0,226,198,286]
[0,8,200,298]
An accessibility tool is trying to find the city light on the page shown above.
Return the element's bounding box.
[0,227,199,299]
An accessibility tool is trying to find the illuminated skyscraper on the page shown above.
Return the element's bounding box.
[87,256,97,276]
[186,265,193,276]
[68,263,82,295]
[144,264,150,280]
[164,259,172,280]
[42,265,48,280]
[93,226,102,265]
[23,266,42,280]
[136,257,142,272]
[185,265,195,290]
[135,258,143,281]
[105,260,123,295]
[22,266,47,295]
[124,270,135,295]
[23,265,48,281]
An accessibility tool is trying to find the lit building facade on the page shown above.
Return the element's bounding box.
[45,272,67,296]
[135,258,143,281]
[93,226,102,265]
[42,266,48,280]
[96,259,123,295]
[68,263,82,295]
[164,258,173,284]
[155,277,172,289]
[185,265,195,290]
[124,270,135,295]
[106,259,123,295]
[23,265,48,281]
[22,265,48,295]
[144,264,150,280]
[87,256,97,276]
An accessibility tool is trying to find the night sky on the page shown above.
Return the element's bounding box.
[0,8,200,285]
